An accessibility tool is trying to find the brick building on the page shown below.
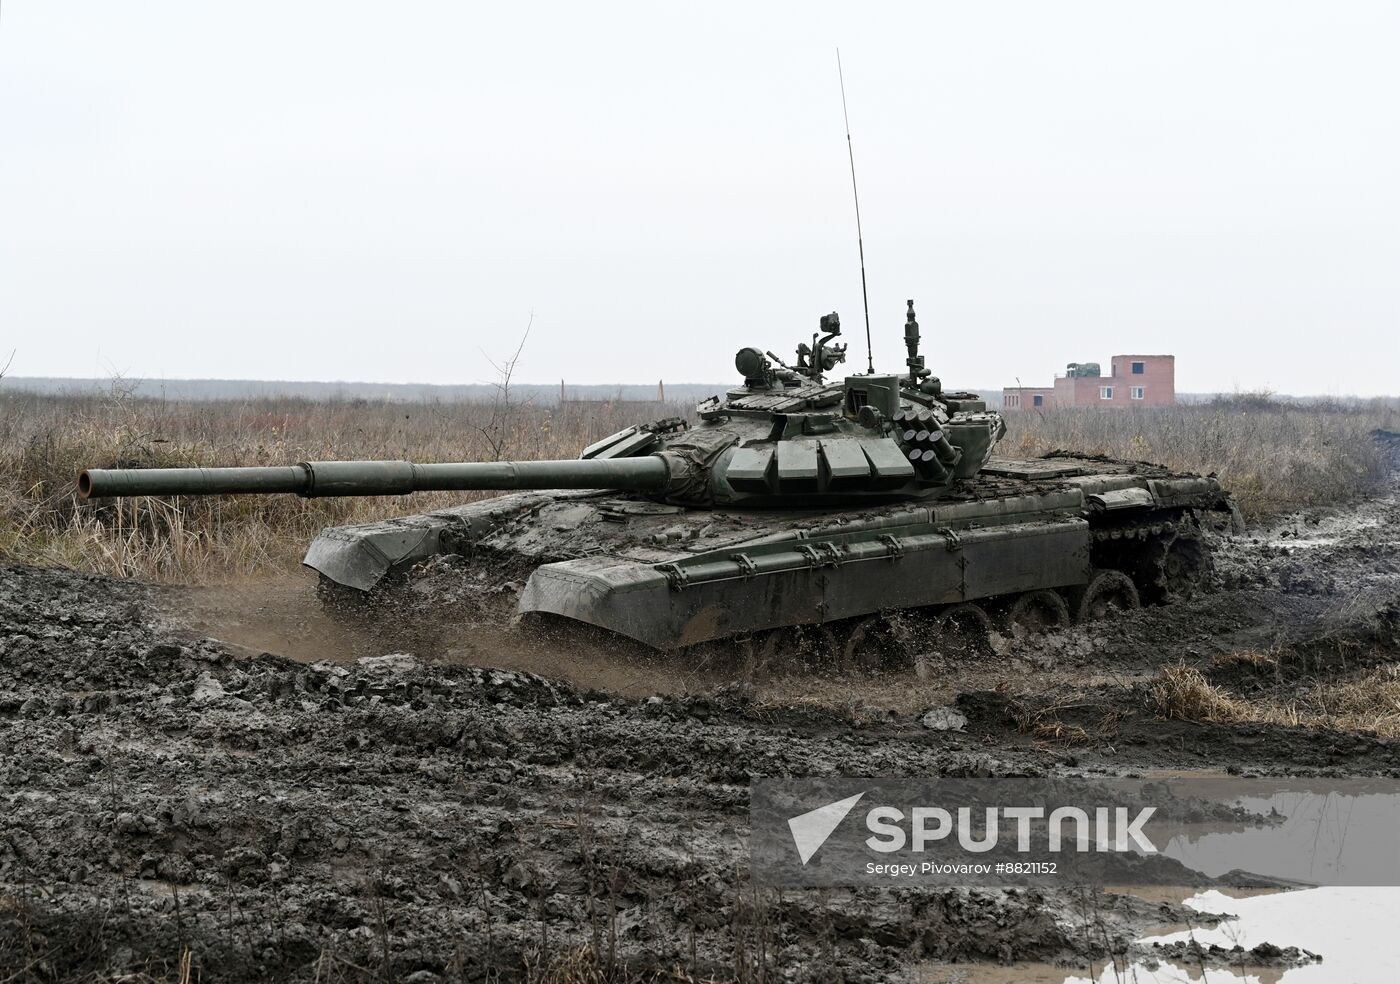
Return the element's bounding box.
[1004,355,1174,410]
[1002,386,1056,410]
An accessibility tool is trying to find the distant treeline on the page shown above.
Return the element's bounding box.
[7,377,1391,410]
[6,375,1012,405]
[3,377,728,405]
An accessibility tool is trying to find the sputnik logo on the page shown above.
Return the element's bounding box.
[787,791,865,865]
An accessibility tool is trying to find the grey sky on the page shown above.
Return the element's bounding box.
[1,2,1396,395]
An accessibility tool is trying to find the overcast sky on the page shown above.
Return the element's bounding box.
[1,2,1396,394]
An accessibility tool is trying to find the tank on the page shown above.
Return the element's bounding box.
[79,301,1240,668]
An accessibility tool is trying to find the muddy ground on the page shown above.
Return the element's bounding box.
[3,454,1399,982]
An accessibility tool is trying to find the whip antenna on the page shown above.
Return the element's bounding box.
[837,48,874,374]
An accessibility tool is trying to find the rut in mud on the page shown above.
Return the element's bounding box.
[3,455,1399,982]
[0,565,1212,983]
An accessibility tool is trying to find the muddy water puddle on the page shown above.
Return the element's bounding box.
[1250,484,1392,552]
[1099,887,1399,983]
[920,887,1400,983]
[1266,521,1383,552]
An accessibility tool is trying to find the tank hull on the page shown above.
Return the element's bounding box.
[305,453,1239,652]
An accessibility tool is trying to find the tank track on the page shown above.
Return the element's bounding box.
[677,504,1232,677]
[1087,505,1224,604]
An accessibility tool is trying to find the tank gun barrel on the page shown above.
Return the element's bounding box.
[78,456,672,499]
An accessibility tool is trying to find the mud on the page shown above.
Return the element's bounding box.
[1144,937,1320,971]
[3,461,1400,980]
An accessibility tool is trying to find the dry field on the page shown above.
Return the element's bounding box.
[1,385,1396,580]
[1003,395,1399,519]
[0,386,689,579]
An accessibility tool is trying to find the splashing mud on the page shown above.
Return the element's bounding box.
[161,570,724,698]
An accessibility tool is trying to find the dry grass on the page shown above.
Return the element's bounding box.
[1,385,1395,581]
[1149,662,1400,738]
[1012,693,1124,746]
[1004,395,1398,519]
[0,385,688,580]
[1149,665,1248,723]
[524,944,733,983]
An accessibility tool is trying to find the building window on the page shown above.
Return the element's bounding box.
[1131,386,1145,400]
[1131,361,1145,374]
[1033,394,1043,407]
[1100,386,1114,400]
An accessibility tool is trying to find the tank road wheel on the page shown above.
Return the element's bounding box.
[930,603,995,665]
[839,611,936,676]
[1000,590,1071,639]
[1072,570,1140,623]
[1160,534,1211,600]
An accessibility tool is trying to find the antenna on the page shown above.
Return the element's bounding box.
[837,48,874,374]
